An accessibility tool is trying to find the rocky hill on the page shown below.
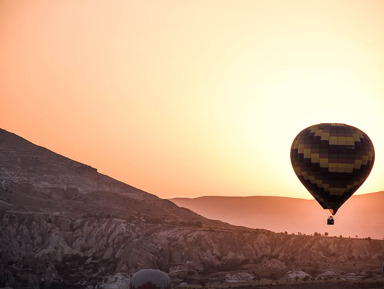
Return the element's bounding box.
[1,128,384,289]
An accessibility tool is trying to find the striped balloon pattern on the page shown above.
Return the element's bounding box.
[290,123,374,215]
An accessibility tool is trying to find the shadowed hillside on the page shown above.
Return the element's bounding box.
[0,128,225,228]
[171,192,384,240]
[1,128,384,289]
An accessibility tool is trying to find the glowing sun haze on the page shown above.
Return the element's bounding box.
[1,0,384,199]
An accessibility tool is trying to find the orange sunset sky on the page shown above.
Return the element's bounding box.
[1,0,384,199]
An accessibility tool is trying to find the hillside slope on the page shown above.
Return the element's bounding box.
[0,128,224,227]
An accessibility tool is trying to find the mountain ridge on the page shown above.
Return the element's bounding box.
[0,128,231,228]
[171,192,384,239]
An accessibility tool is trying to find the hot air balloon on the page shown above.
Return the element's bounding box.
[290,123,374,225]
[130,269,171,289]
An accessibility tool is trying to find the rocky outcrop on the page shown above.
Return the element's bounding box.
[1,210,384,288]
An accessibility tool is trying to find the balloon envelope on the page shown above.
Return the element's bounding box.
[290,123,374,215]
[130,269,171,289]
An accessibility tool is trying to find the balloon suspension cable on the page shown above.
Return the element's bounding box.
[321,208,332,217]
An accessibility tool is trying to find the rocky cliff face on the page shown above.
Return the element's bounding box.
[1,129,384,288]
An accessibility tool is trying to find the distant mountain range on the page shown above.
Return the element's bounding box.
[1,128,383,289]
[171,192,384,240]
